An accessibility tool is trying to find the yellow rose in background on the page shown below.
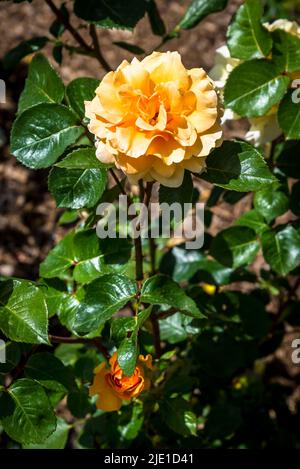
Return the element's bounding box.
[85,51,223,187]
[265,19,300,35]
[89,352,153,412]
[209,19,300,146]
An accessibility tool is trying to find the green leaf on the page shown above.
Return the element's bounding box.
[74,354,98,382]
[23,418,70,449]
[66,77,99,119]
[52,45,63,66]
[235,209,268,235]
[160,246,204,282]
[278,91,300,140]
[54,343,84,366]
[0,279,48,344]
[111,306,152,376]
[40,229,132,282]
[39,232,75,278]
[261,225,300,275]
[67,388,93,418]
[25,352,75,392]
[113,42,145,55]
[2,37,48,70]
[0,342,21,374]
[201,141,277,191]
[224,60,289,118]
[178,0,228,30]
[141,274,205,318]
[74,242,132,283]
[11,103,84,169]
[54,148,106,170]
[236,293,271,339]
[49,148,107,209]
[39,278,68,317]
[276,141,300,178]
[57,295,82,334]
[254,188,289,223]
[111,317,136,344]
[73,274,137,335]
[74,0,148,30]
[159,171,193,221]
[58,210,78,225]
[118,402,144,440]
[117,331,138,377]
[205,402,242,439]
[210,226,259,268]
[160,312,199,344]
[1,379,56,444]
[161,397,197,436]
[272,29,300,73]
[146,0,166,36]
[227,0,272,60]
[73,229,132,284]
[111,308,151,350]
[160,246,233,284]
[18,54,64,114]
[193,330,252,379]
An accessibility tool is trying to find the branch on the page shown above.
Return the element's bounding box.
[109,168,127,196]
[45,0,111,71]
[145,181,156,276]
[134,181,154,285]
[49,334,110,359]
[156,307,177,320]
[45,0,92,52]
[89,24,111,72]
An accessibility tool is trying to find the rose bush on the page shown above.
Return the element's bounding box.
[0,0,300,451]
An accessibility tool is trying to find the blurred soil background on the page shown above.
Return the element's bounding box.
[1,0,300,406]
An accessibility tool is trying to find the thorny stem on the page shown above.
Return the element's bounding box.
[134,181,154,285]
[144,181,156,276]
[138,182,162,357]
[49,334,110,360]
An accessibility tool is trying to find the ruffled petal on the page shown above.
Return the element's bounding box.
[142,51,190,90]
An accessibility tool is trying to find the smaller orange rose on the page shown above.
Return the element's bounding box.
[89,352,153,412]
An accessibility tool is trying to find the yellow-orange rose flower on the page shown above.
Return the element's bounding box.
[85,51,223,187]
[89,352,153,412]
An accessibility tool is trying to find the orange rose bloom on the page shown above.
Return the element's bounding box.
[89,352,153,412]
[85,51,223,187]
